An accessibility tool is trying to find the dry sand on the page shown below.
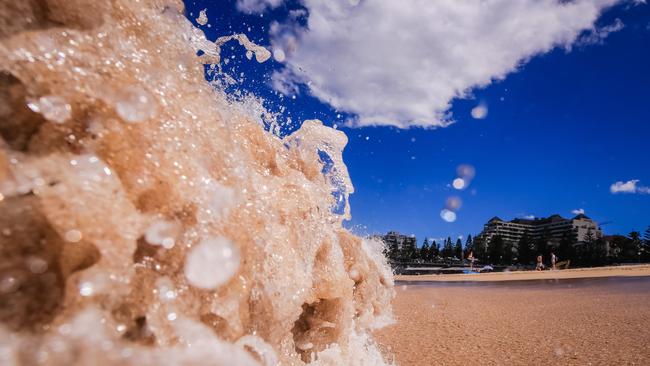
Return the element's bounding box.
[376,266,650,365]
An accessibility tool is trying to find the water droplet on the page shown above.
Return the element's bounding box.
[452,178,465,190]
[184,237,240,289]
[27,95,72,123]
[26,256,48,274]
[471,103,488,119]
[440,209,457,223]
[236,335,278,366]
[0,275,19,294]
[456,164,476,180]
[273,48,285,62]
[79,281,94,296]
[445,196,462,211]
[145,220,180,249]
[65,229,83,243]
[196,9,208,25]
[115,86,157,123]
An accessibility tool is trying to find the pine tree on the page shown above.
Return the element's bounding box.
[420,239,430,261]
[387,239,399,260]
[535,229,551,258]
[642,226,650,262]
[454,238,463,259]
[503,241,514,264]
[430,240,440,259]
[488,235,504,265]
[440,237,454,258]
[557,232,575,264]
[465,234,474,257]
[629,231,642,262]
[473,236,487,262]
[402,237,417,260]
[517,235,533,265]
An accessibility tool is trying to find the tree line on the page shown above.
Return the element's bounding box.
[386,235,472,262]
[385,226,650,267]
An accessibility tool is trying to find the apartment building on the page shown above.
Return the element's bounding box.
[478,213,601,246]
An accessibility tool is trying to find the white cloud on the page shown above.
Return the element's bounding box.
[269,0,623,128]
[610,179,650,194]
[571,208,586,215]
[236,0,283,13]
[576,18,624,46]
[522,215,536,220]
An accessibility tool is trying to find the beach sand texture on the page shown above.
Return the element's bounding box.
[376,267,650,365]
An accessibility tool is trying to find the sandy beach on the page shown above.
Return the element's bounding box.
[376,266,650,365]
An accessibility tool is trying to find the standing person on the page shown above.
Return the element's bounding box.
[535,255,544,271]
[550,252,557,270]
[467,250,475,271]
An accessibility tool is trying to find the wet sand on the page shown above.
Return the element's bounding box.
[397,264,650,282]
[375,274,650,365]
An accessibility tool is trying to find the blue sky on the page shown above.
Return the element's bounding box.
[185,0,650,243]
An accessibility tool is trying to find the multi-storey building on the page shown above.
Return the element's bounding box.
[379,231,417,251]
[477,214,601,246]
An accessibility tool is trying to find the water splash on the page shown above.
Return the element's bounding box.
[0,0,393,365]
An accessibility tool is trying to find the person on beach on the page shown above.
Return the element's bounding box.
[551,252,557,270]
[536,255,545,271]
[467,250,475,271]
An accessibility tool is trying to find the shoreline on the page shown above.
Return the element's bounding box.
[394,264,650,282]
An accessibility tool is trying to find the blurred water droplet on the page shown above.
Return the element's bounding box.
[184,237,240,289]
[26,256,48,274]
[145,219,180,249]
[0,275,19,294]
[65,229,82,243]
[440,209,457,222]
[471,103,488,119]
[115,86,157,123]
[79,282,94,296]
[456,164,476,180]
[445,196,462,211]
[273,48,286,62]
[452,178,465,190]
[27,95,72,123]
